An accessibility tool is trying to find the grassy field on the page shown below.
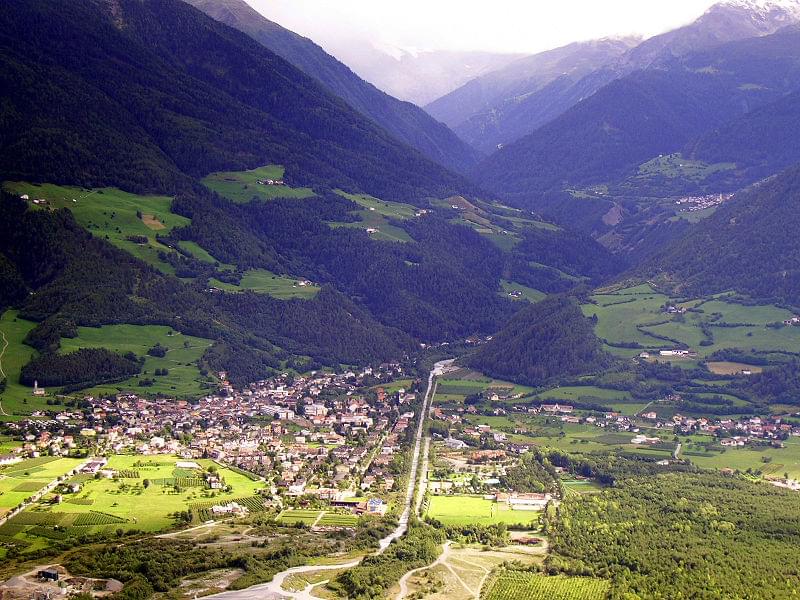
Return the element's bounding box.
[276,509,322,525]
[210,269,320,299]
[329,191,415,243]
[0,457,84,516]
[58,324,214,398]
[686,436,800,479]
[426,495,540,527]
[500,281,546,303]
[635,153,736,181]
[583,284,800,361]
[201,165,314,203]
[9,455,265,536]
[483,570,610,600]
[4,182,188,275]
[0,310,41,417]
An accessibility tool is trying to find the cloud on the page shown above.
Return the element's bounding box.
[247,0,717,54]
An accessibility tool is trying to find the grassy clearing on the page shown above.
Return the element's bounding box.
[210,269,319,299]
[0,310,41,417]
[14,455,264,534]
[201,165,314,203]
[329,190,415,243]
[635,153,736,181]
[0,457,84,514]
[4,182,187,275]
[483,570,610,600]
[500,281,546,303]
[177,241,234,270]
[426,495,539,527]
[58,324,214,398]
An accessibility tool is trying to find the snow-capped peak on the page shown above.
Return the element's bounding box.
[717,0,800,18]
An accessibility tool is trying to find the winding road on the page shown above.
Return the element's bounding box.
[205,360,453,600]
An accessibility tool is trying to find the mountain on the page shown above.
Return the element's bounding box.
[431,0,800,155]
[0,0,471,203]
[621,0,800,70]
[425,38,637,153]
[474,27,800,203]
[182,0,479,174]
[466,295,614,386]
[686,90,800,182]
[644,162,800,302]
[326,43,524,106]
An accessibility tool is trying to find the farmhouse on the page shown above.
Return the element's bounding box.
[211,502,247,516]
[540,403,573,414]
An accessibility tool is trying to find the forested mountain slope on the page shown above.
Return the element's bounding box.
[687,90,800,182]
[183,0,480,174]
[475,27,800,203]
[644,162,800,302]
[426,38,636,154]
[0,0,470,202]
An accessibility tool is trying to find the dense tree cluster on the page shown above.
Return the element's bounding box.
[467,296,614,385]
[546,472,800,598]
[20,348,141,387]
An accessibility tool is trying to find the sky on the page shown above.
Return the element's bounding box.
[247,0,720,56]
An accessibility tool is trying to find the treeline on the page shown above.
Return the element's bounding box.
[467,296,614,386]
[499,449,561,494]
[20,348,141,387]
[545,472,800,598]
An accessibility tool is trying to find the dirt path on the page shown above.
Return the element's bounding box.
[0,328,8,380]
[0,328,11,417]
[396,541,452,600]
[156,520,219,539]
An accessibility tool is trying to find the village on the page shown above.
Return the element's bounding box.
[0,363,422,512]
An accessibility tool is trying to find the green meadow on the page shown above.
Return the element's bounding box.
[58,324,214,398]
[210,269,320,299]
[201,165,314,203]
[426,495,540,527]
[0,457,84,515]
[3,182,187,275]
[8,455,265,537]
[500,280,546,303]
[329,191,415,243]
[583,284,800,361]
[0,310,41,417]
[684,436,800,480]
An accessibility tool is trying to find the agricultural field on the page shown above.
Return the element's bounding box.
[482,570,610,600]
[58,324,214,398]
[201,165,314,203]
[0,457,84,515]
[6,455,265,538]
[433,374,533,404]
[500,280,546,303]
[426,495,540,527]
[683,436,800,480]
[329,191,415,242]
[582,284,800,362]
[375,379,414,394]
[0,310,41,416]
[3,182,188,275]
[210,269,319,299]
[275,509,322,525]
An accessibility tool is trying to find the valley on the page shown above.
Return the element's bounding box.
[2,0,800,598]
